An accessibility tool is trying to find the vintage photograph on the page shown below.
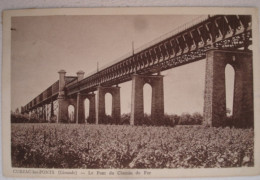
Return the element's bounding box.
[2,7,260,178]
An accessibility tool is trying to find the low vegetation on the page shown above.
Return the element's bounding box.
[11,123,254,168]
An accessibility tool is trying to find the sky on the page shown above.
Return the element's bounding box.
[11,15,235,115]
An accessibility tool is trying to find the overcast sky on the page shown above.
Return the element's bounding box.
[11,15,235,115]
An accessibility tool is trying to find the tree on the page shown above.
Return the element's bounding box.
[15,108,19,114]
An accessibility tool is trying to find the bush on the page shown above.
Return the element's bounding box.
[178,112,203,125]
[158,113,203,126]
[162,114,180,126]
[143,113,153,125]
[102,115,113,124]
[11,112,49,123]
[121,113,130,124]
[50,116,57,123]
[86,116,96,124]
[179,113,192,125]
[192,112,203,125]
[29,113,40,123]
[11,113,29,123]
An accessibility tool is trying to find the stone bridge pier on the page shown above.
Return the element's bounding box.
[57,70,96,123]
[76,92,96,124]
[96,86,121,124]
[58,95,77,123]
[130,74,164,125]
[204,49,253,128]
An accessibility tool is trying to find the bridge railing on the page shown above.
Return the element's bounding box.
[66,15,215,92]
[66,15,211,92]
[51,80,59,95]
[134,15,209,54]
[84,15,209,78]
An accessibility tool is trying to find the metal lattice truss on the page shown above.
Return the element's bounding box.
[66,15,252,95]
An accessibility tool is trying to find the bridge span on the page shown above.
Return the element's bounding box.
[21,15,253,127]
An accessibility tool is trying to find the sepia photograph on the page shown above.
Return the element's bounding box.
[2,7,260,178]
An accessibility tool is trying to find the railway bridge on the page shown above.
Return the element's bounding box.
[21,15,253,127]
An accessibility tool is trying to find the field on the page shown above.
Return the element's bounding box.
[11,123,254,168]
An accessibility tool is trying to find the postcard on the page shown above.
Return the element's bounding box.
[2,7,260,178]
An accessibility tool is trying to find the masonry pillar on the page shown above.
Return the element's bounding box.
[112,86,121,124]
[76,93,80,124]
[50,101,54,117]
[46,104,49,122]
[76,92,85,124]
[28,111,31,120]
[130,75,144,125]
[28,110,31,120]
[88,93,96,124]
[37,108,39,119]
[233,52,253,128]
[130,74,164,125]
[42,105,46,121]
[31,109,34,118]
[34,109,38,119]
[96,86,105,124]
[33,108,36,118]
[57,70,68,123]
[151,76,164,125]
[38,107,41,119]
[21,106,24,114]
[36,107,40,119]
[34,108,37,119]
[96,86,121,124]
[203,49,253,128]
[30,109,33,119]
